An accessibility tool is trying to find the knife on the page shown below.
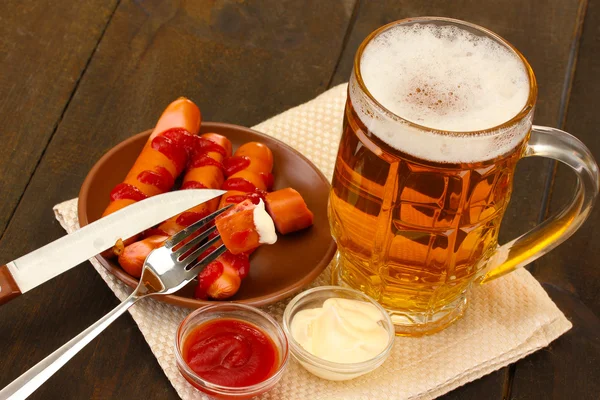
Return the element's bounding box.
[0,189,225,306]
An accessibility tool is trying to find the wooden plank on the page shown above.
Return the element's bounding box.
[510,285,600,400]
[329,1,586,398]
[510,0,600,398]
[531,0,600,319]
[0,0,355,398]
[0,0,118,237]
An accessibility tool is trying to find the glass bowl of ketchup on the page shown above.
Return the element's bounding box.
[175,303,289,399]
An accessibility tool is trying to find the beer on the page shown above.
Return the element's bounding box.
[329,21,532,334]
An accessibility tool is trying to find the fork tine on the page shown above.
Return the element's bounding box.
[164,204,233,249]
[180,233,223,266]
[173,225,218,260]
[183,244,228,279]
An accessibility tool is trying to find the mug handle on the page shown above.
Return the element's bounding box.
[481,125,600,283]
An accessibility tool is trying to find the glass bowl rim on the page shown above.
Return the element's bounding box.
[174,302,289,395]
[282,285,395,373]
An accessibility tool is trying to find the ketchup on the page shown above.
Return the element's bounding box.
[224,190,267,206]
[137,166,174,192]
[189,136,228,157]
[221,177,258,192]
[182,319,278,387]
[151,133,188,174]
[176,210,209,227]
[109,183,148,201]
[223,155,251,176]
[194,260,223,300]
[189,154,224,170]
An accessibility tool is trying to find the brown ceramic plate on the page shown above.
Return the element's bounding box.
[78,122,336,308]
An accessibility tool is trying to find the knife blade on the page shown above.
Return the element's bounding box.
[0,189,225,305]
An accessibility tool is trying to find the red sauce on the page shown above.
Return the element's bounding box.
[198,245,217,261]
[260,172,274,191]
[223,195,247,205]
[207,229,220,241]
[109,183,148,201]
[222,177,257,192]
[159,128,226,160]
[137,166,174,192]
[151,134,188,174]
[161,127,192,143]
[194,259,223,299]
[194,251,250,299]
[176,211,209,227]
[180,181,207,190]
[223,156,251,176]
[224,190,266,206]
[221,251,250,279]
[188,136,227,158]
[189,154,224,170]
[182,319,278,387]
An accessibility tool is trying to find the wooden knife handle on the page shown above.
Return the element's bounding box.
[0,264,21,305]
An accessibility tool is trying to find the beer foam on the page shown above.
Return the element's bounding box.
[352,23,532,163]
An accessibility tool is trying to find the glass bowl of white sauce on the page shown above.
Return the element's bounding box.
[282,286,395,381]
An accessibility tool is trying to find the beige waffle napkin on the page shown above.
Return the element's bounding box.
[53,83,571,400]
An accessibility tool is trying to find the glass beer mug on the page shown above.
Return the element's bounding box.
[329,17,600,335]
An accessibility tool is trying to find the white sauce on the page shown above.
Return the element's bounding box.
[253,199,277,245]
[290,298,389,364]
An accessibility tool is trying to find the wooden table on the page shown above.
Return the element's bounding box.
[0,1,598,398]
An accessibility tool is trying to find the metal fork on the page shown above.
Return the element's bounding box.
[0,205,232,400]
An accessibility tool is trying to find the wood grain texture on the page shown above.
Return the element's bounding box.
[0,0,596,398]
[510,0,600,398]
[0,0,355,398]
[532,0,600,319]
[510,285,600,399]
[0,0,118,238]
[329,1,587,399]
